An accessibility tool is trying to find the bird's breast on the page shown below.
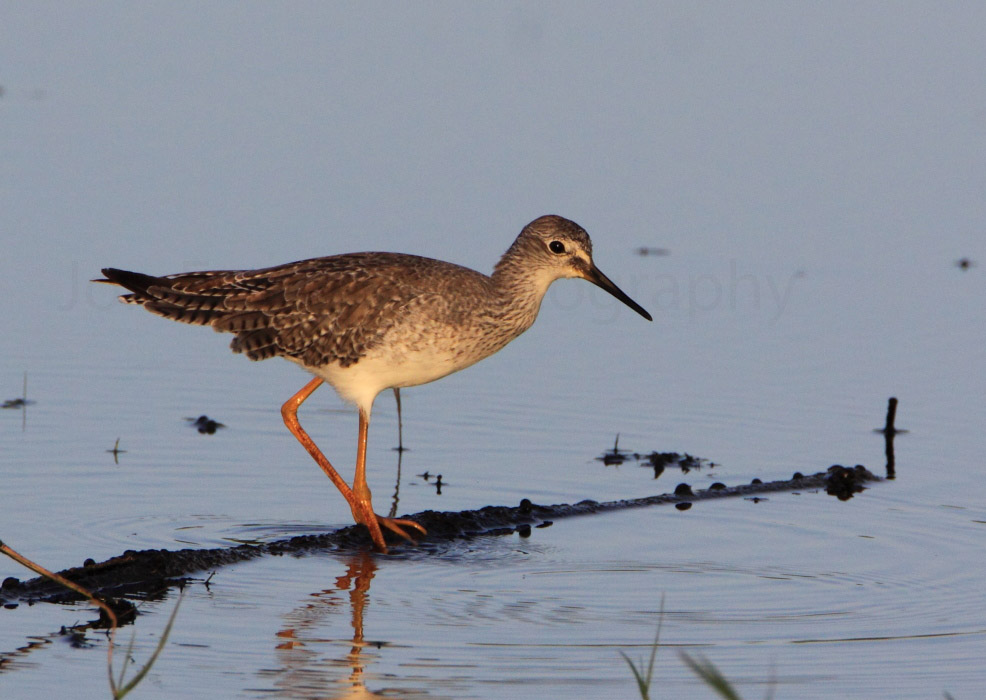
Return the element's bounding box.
[310,315,527,410]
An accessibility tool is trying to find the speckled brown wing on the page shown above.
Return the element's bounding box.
[99,253,439,368]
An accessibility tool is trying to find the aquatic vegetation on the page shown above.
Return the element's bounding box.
[619,595,664,700]
[0,539,181,699]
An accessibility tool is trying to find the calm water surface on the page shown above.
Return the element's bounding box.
[2,252,984,699]
[3,4,986,698]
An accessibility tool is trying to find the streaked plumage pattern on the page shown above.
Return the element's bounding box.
[98,215,651,552]
[106,253,500,368]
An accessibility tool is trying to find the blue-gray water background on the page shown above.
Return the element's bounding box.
[2,4,984,698]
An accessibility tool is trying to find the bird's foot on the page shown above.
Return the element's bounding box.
[378,515,427,543]
[352,500,427,553]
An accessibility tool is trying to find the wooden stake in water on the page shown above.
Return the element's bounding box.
[874,396,906,479]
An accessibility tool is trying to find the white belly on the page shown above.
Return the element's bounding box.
[299,344,474,415]
[291,307,531,415]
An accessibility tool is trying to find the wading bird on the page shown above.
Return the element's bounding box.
[97,215,651,552]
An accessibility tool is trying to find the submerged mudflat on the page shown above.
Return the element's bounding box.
[3,465,877,607]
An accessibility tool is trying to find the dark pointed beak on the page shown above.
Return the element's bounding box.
[584,264,652,321]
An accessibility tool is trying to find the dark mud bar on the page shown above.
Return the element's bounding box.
[4,219,890,616]
[1,464,879,607]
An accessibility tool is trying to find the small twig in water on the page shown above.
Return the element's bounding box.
[599,433,629,466]
[107,437,127,464]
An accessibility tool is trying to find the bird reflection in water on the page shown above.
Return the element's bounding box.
[272,552,386,699]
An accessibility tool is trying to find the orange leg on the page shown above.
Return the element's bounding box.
[350,406,426,551]
[281,378,354,501]
[281,378,426,553]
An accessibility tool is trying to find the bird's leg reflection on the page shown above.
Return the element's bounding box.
[388,442,404,519]
[392,387,406,452]
[336,552,374,663]
[272,552,381,698]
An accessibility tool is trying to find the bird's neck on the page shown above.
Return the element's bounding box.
[489,247,557,333]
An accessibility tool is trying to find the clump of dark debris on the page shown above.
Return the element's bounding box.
[595,435,713,476]
[642,451,707,474]
[824,464,871,500]
[186,415,225,434]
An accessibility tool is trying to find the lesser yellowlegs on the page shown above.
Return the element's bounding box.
[97,215,651,552]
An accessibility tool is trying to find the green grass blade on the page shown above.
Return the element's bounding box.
[619,650,651,699]
[114,592,184,699]
[680,651,743,700]
[112,627,138,691]
[620,594,665,700]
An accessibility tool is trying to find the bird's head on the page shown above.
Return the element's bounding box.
[502,215,653,321]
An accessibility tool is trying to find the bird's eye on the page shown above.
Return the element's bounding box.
[549,241,565,254]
